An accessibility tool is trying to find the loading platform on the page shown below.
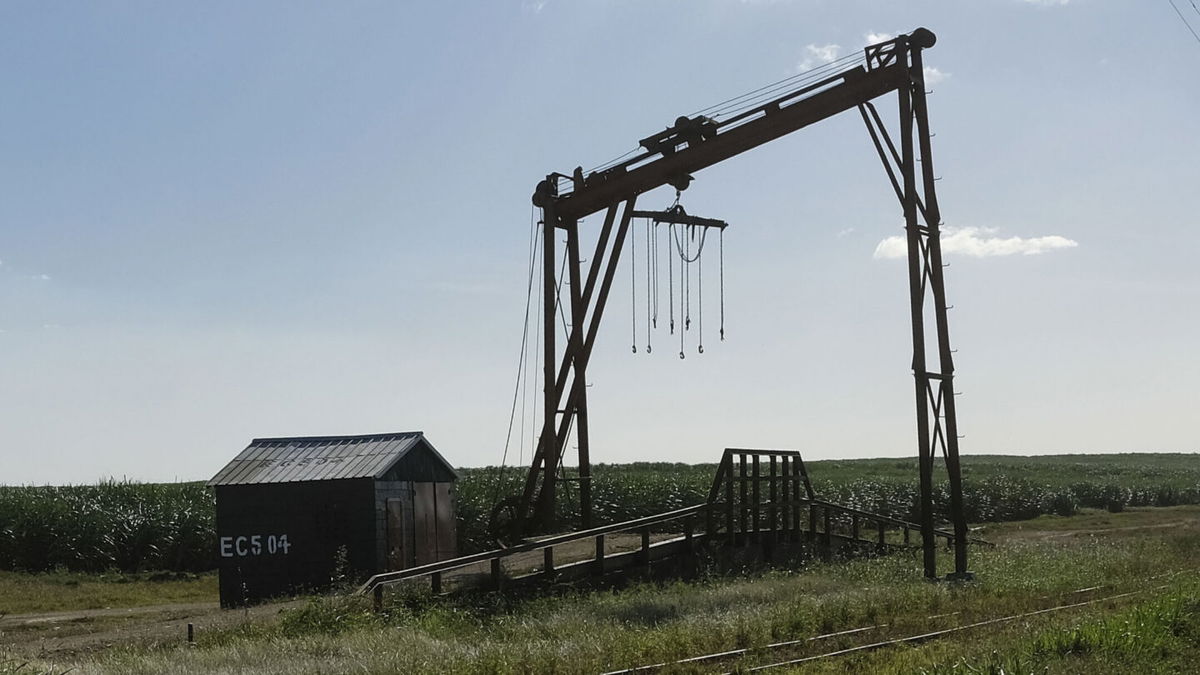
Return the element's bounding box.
[359,449,988,608]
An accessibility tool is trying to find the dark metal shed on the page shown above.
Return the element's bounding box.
[208,431,458,607]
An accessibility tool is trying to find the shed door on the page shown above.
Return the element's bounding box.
[435,483,457,561]
[413,483,438,566]
[386,498,408,570]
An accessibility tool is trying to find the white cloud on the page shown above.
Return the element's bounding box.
[1022,0,1069,6]
[864,32,894,46]
[923,66,949,86]
[837,227,856,238]
[521,0,547,13]
[872,226,1079,260]
[797,43,841,71]
[32,273,51,280]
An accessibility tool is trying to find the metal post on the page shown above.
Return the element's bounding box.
[898,43,938,580]
[565,220,593,529]
[431,571,442,594]
[538,196,559,531]
[594,534,605,575]
[543,547,555,576]
[910,44,970,580]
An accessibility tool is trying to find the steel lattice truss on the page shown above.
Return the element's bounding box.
[496,27,970,580]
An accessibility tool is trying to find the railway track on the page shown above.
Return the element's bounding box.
[603,569,1196,674]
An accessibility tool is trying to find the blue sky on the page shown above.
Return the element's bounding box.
[2,1,1198,484]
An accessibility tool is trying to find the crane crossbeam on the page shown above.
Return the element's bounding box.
[536,33,933,221]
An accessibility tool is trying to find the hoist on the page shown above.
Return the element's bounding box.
[491,27,972,581]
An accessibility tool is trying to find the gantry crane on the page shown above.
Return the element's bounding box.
[493,28,970,580]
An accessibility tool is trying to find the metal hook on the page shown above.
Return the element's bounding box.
[631,345,637,353]
[646,345,652,354]
[698,345,704,354]
[679,351,685,360]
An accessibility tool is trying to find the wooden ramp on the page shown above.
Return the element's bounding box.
[359,448,983,608]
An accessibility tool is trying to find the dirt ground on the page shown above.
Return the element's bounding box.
[0,600,300,660]
[0,532,666,660]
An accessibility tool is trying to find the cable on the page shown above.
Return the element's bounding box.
[705,52,866,120]
[1168,0,1200,44]
[491,209,541,512]
[582,51,867,181]
[553,238,570,337]
[693,51,865,119]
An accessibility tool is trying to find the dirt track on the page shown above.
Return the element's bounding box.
[0,600,298,659]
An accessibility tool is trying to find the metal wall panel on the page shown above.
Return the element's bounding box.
[412,482,438,567]
[215,479,376,607]
[434,482,458,561]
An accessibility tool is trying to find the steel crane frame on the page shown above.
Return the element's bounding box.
[505,27,970,580]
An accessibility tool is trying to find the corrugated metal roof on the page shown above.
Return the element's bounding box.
[207,432,443,486]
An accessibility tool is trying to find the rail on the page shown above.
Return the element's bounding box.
[809,499,994,548]
[359,495,991,609]
[358,503,708,599]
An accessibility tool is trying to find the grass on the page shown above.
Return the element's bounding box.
[3,505,1197,673]
[0,570,216,615]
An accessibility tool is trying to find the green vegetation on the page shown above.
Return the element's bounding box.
[0,570,216,614]
[0,481,214,573]
[2,454,1198,573]
[4,506,1198,673]
[456,453,1200,550]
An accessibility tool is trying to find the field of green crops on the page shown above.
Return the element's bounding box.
[2,453,1198,574]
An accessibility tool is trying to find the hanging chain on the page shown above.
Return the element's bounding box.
[698,237,704,354]
[651,221,659,330]
[668,223,675,334]
[684,226,692,332]
[645,219,652,353]
[719,228,725,341]
[630,214,637,353]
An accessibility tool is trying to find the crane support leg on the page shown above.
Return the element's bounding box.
[516,196,639,535]
[863,38,969,580]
